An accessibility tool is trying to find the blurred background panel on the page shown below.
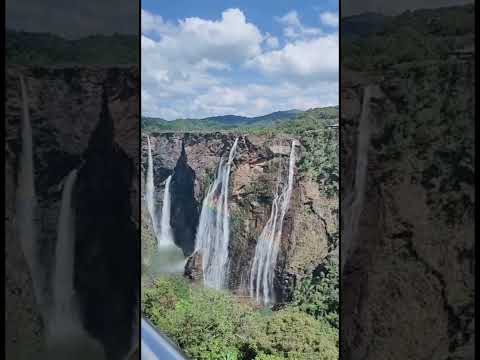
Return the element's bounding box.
[4,1,140,359]
[340,0,475,359]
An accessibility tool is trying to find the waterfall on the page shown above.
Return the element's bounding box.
[194,138,239,289]
[16,75,45,313]
[249,140,297,305]
[158,175,174,247]
[145,136,158,241]
[150,174,185,274]
[341,85,372,271]
[16,75,105,359]
[47,169,106,359]
[51,169,80,332]
[144,140,185,276]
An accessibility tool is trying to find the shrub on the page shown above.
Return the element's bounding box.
[291,259,339,329]
[251,310,338,360]
[142,277,339,360]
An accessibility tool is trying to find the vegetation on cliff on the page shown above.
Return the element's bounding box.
[142,276,338,360]
[291,258,339,329]
[274,110,339,198]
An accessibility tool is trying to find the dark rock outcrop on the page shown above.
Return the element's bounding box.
[184,251,204,281]
[74,89,138,360]
[170,144,199,256]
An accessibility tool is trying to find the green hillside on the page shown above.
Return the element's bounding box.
[142,106,338,133]
[6,30,139,65]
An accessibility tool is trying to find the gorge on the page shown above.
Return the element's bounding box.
[141,127,338,305]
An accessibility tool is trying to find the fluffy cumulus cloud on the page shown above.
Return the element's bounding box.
[246,34,338,82]
[319,11,339,27]
[275,10,322,39]
[142,8,338,119]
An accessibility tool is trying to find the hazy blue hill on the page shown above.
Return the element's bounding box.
[198,114,249,124]
[142,110,300,131]
[6,29,139,65]
[194,109,302,126]
[247,109,303,124]
[341,13,389,39]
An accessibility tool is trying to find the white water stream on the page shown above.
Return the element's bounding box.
[159,175,174,247]
[249,140,297,305]
[145,136,159,242]
[194,138,239,289]
[341,85,373,271]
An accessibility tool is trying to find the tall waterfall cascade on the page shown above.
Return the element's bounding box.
[144,137,185,276]
[145,136,159,241]
[341,85,372,271]
[194,138,239,289]
[17,75,104,358]
[159,175,174,247]
[249,140,297,306]
[48,169,106,360]
[52,169,79,330]
[16,75,45,313]
[149,173,186,275]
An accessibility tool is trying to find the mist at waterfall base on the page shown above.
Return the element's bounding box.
[152,175,186,275]
[249,141,297,306]
[145,139,185,276]
[16,75,105,359]
[194,138,239,290]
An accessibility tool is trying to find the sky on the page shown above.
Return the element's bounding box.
[141,0,339,120]
[6,0,138,39]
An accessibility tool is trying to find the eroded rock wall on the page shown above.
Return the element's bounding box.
[341,58,475,359]
[141,132,338,302]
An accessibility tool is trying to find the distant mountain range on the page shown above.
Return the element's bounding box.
[6,29,139,65]
[341,4,474,40]
[142,107,338,132]
[341,13,389,39]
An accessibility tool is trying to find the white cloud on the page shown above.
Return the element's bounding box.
[141,8,338,119]
[276,10,322,39]
[247,34,338,82]
[264,33,280,49]
[155,8,263,65]
[143,81,338,120]
[319,12,339,27]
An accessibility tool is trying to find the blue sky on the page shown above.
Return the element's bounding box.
[142,1,338,119]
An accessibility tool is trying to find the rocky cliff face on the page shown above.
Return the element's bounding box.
[5,66,139,359]
[341,56,475,359]
[141,132,338,302]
